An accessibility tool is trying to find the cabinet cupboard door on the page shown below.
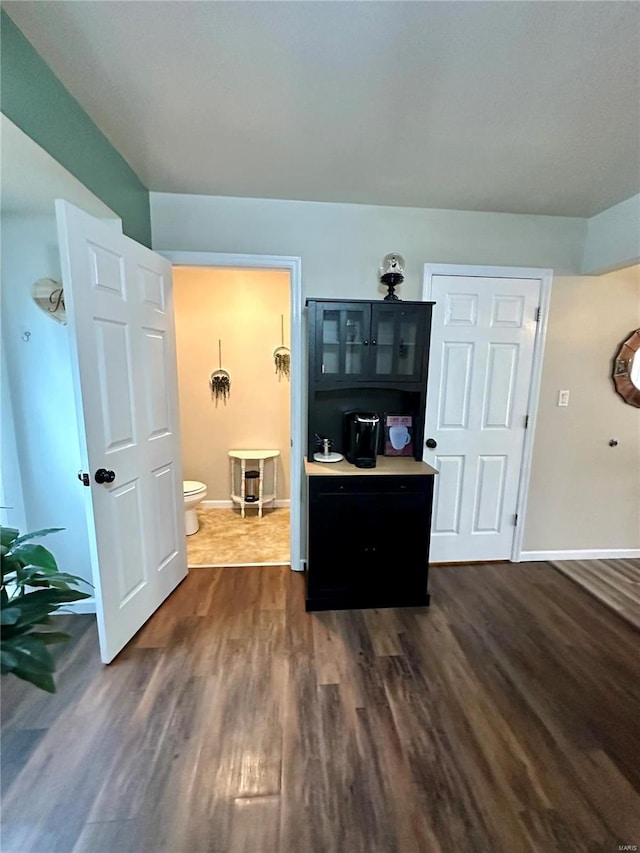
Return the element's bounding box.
[310,301,430,385]
[307,489,361,597]
[307,477,432,604]
[371,305,427,383]
[313,302,372,382]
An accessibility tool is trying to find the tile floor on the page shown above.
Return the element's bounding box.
[186,507,290,566]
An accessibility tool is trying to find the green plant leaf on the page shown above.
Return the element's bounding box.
[1,646,19,671]
[2,555,21,581]
[11,570,90,590]
[37,577,81,589]
[19,564,59,578]
[31,631,71,645]
[0,527,20,548]
[3,588,90,631]
[2,634,55,673]
[0,606,21,626]
[1,643,55,689]
[11,528,64,546]
[3,592,59,624]
[12,667,56,693]
[11,588,88,606]
[7,543,58,572]
[1,526,87,693]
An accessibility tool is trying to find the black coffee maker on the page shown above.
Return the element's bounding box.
[344,412,380,468]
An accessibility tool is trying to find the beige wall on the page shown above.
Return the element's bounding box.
[173,267,291,501]
[524,265,640,551]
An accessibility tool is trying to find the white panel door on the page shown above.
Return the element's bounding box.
[424,275,540,562]
[56,200,187,663]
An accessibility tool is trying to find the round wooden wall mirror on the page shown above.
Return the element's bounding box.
[613,329,640,407]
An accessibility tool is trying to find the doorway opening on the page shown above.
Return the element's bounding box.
[162,251,304,572]
[173,265,291,567]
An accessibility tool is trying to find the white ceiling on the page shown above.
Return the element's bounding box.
[5,1,640,218]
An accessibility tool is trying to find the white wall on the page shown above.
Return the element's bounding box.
[1,119,126,598]
[151,193,587,295]
[1,214,93,585]
[581,193,640,275]
[1,337,27,532]
[151,191,640,556]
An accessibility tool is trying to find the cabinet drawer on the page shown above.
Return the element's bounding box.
[309,475,431,498]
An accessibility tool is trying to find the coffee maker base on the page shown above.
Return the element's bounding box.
[354,457,377,468]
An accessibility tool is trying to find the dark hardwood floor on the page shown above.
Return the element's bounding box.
[1,562,639,853]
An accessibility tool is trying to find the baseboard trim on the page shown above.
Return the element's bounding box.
[189,562,291,569]
[201,499,290,510]
[60,597,97,615]
[521,548,640,562]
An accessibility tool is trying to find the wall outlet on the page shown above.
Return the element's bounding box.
[558,389,570,407]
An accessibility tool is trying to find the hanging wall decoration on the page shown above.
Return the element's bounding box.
[273,314,290,380]
[210,339,231,403]
[32,278,66,324]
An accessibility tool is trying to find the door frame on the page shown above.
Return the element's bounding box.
[160,251,303,571]
[422,263,553,562]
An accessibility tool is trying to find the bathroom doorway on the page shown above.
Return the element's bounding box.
[164,253,303,570]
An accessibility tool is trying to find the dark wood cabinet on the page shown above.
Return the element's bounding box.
[309,300,430,386]
[304,297,436,612]
[306,471,434,611]
[306,298,434,461]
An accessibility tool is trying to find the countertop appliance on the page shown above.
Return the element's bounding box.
[344,411,380,468]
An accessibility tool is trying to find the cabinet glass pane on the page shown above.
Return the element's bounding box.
[321,311,340,374]
[398,316,419,375]
[345,310,366,375]
[375,316,394,375]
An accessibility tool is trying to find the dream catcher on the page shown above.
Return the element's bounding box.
[273,314,290,380]
[210,339,231,403]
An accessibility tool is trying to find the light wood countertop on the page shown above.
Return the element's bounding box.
[304,457,438,477]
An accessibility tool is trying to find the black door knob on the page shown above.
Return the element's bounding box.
[425,438,438,449]
[95,468,116,484]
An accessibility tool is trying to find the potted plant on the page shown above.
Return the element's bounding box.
[1,526,92,693]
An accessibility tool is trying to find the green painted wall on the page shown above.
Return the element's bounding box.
[1,10,151,246]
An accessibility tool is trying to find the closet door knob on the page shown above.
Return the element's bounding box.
[95,468,116,484]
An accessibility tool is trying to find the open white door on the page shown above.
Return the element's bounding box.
[56,200,187,663]
[423,268,549,563]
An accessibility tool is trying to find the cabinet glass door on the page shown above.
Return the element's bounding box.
[372,310,396,377]
[316,303,370,381]
[344,309,368,376]
[319,308,341,376]
[371,306,425,382]
[397,311,420,377]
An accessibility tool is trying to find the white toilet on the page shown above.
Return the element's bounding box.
[183,480,207,535]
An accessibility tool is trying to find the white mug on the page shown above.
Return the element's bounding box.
[389,424,411,450]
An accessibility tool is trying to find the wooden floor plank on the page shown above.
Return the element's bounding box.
[549,558,640,630]
[1,561,639,853]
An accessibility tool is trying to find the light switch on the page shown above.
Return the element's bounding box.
[558,390,570,407]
